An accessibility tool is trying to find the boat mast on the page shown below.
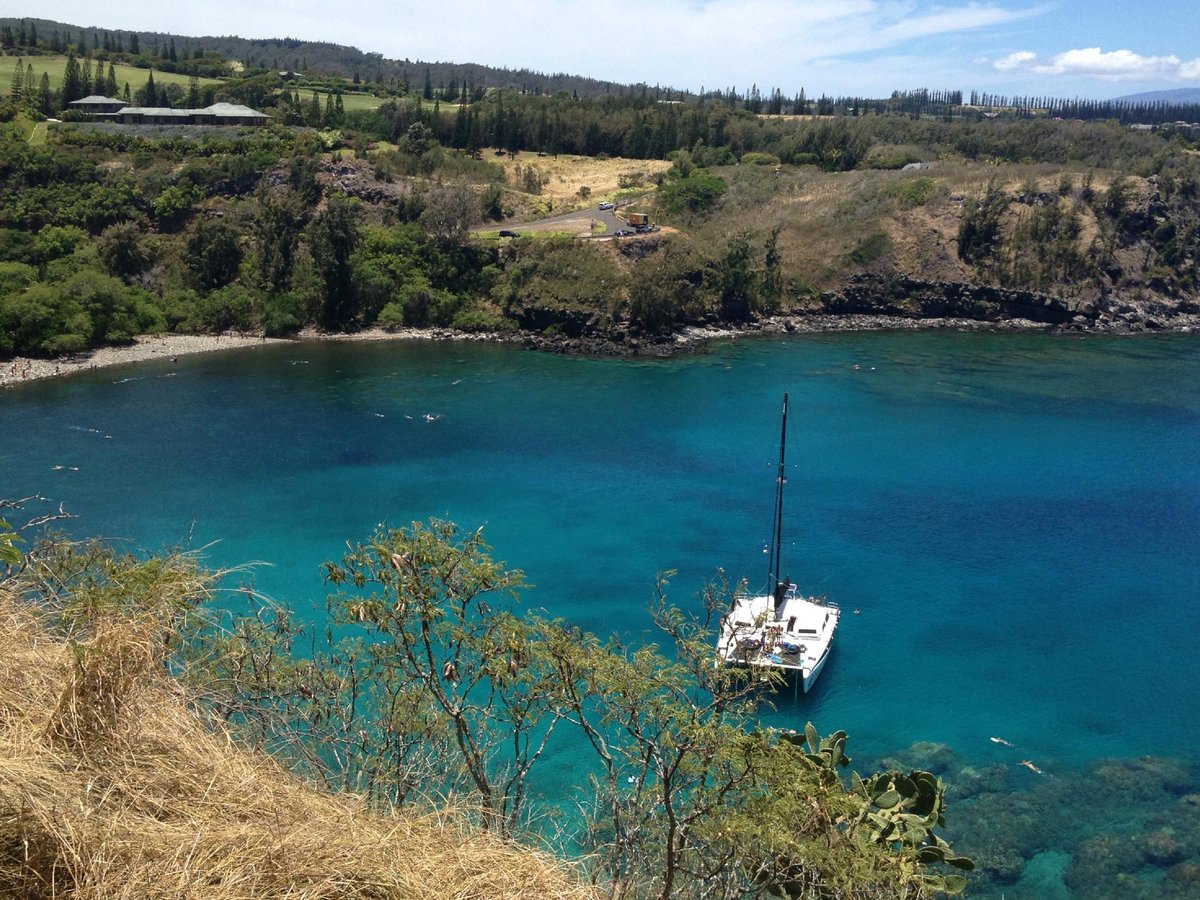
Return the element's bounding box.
[768,392,788,595]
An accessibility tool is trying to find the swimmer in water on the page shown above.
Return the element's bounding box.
[1019,760,1045,775]
[990,736,1015,748]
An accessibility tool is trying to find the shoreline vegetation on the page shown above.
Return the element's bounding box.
[4,310,1198,389]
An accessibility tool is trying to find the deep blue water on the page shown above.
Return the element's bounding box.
[3,331,1199,893]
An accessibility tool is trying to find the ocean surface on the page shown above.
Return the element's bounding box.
[3,330,1199,895]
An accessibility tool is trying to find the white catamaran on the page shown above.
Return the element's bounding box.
[716,393,840,693]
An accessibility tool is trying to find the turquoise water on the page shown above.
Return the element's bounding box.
[3,331,1199,893]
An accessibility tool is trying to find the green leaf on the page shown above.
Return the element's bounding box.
[875,788,901,809]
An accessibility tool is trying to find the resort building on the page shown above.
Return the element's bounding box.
[67,97,272,126]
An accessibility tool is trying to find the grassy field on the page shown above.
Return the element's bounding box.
[293,88,391,113]
[0,56,223,97]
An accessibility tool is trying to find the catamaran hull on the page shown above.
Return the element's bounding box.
[801,641,833,693]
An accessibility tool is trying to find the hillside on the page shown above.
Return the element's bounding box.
[0,16,677,100]
[0,585,596,899]
[1114,87,1200,105]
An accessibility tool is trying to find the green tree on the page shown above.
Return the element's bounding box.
[307,192,363,330]
[9,57,22,100]
[185,217,244,292]
[97,221,152,281]
[658,168,726,215]
[419,183,475,244]
[957,181,1010,265]
[759,224,784,312]
[142,70,158,107]
[251,188,306,295]
[37,71,51,115]
[719,233,756,321]
[61,51,83,105]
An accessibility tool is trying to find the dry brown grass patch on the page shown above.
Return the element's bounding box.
[485,149,671,206]
[0,589,596,900]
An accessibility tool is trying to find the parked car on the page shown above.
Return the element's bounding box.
[498,230,520,238]
[614,229,631,237]
[598,201,615,210]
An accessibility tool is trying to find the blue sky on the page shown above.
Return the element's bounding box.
[6,1,1200,99]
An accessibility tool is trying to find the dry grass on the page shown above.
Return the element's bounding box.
[0,588,597,899]
[483,148,671,206]
[685,160,1120,292]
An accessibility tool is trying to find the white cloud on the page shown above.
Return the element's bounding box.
[994,51,1037,71]
[992,46,1200,82]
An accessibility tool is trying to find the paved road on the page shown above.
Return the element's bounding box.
[496,204,623,237]
[479,199,649,238]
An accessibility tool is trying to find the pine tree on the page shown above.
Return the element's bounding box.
[187,74,200,108]
[144,70,157,106]
[38,71,51,114]
[130,34,139,54]
[81,57,93,96]
[62,52,83,105]
[308,91,321,125]
[323,92,335,126]
[9,57,22,99]
[423,68,433,101]
[106,63,118,98]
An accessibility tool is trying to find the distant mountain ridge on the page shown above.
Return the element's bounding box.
[1113,87,1200,105]
[0,16,681,100]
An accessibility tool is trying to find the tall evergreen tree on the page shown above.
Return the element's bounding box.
[9,57,22,100]
[61,52,83,105]
[81,57,93,97]
[144,70,157,106]
[106,63,118,98]
[130,33,139,54]
[38,71,51,115]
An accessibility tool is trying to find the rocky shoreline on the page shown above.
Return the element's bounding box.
[3,308,1198,389]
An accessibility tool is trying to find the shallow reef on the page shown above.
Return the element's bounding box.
[861,743,1200,898]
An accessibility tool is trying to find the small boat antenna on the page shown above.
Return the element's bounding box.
[768,392,788,597]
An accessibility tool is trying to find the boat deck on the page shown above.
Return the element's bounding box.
[717,588,840,687]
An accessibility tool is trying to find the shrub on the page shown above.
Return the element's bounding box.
[451,305,516,333]
[885,176,941,209]
[740,151,781,167]
[848,232,894,266]
[657,168,727,215]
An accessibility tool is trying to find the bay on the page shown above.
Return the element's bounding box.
[3,330,1199,894]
